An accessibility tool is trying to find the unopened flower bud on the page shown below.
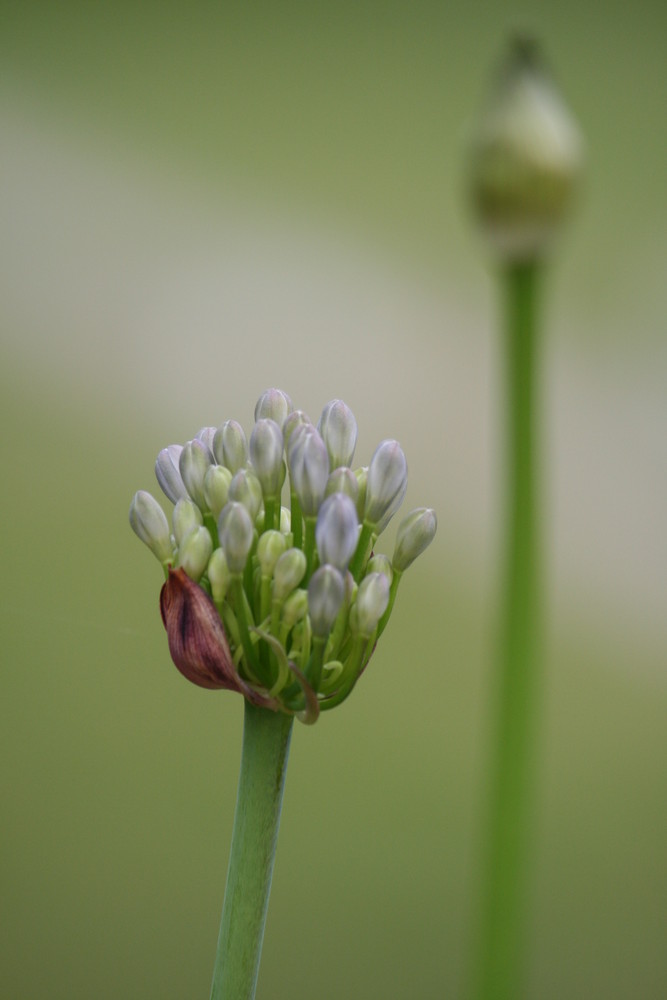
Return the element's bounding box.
[469,35,583,261]
[272,548,307,602]
[228,468,263,523]
[393,507,438,572]
[256,529,287,577]
[249,418,284,496]
[179,439,213,511]
[172,497,203,547]
[129,491,173,564]
[317,399,358,469]
[315,492,360,571]
[364,440,408,530]
[218,501,254,574]
[350,572,390,637]
[354,467,368,521]
[213,420,248,473]
[308,565,345,637]
[283,409,311,448]
[208,547,231,603]
[195,427,216,456]
[280,506,291,533]
[155,444,187,504]
[203,465,233,519]
[366,553,394,585]
[325,466,359,503]
[287,425,329,517]
[255,388,293,426]
[178,525,213,582]
[281,588,309,630]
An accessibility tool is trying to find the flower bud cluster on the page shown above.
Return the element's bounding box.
[130,389,437,721]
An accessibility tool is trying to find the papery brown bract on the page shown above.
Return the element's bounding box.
[159,568,278,709]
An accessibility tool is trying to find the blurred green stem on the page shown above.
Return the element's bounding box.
[475,260,542,1000]
[210,701,293,1000]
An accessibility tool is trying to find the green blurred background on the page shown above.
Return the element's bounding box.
[2,2,665,997]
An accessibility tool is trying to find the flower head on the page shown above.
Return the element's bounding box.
[130,389,436,720]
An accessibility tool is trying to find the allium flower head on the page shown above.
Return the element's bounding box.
[130,389,436,720]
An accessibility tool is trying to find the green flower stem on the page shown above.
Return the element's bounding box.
[210,701,294,1000]
[474,259,542,1000]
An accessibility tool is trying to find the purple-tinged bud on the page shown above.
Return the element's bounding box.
[325,466,359,503]
[213,420,248,473]
[208,547,231,603]
[172,497,203,547]
[281,588,309,630]
[318,399,358,469]
[228,468,263,524]
[155,444,187,504]
[256,529,287,577]
[366,553,394,585]
[364,440,408,531]
[315,493,360,571]
[350,572,390,637]
[129,491,174,564]
[249,418,284,496]
[393,508,438,572]
[179,439,213,511]
[272,548,307,602]
[254,388,293,426]
[195,427,216,457]
[287,425,330,517]
[203,465,233,519]
[218,501,254,574]
[178,526,213,582]
[160,567,277,705]
[308,565,345,637]
[283,409,311,449]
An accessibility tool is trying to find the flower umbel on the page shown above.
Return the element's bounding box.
[130,390,436,721]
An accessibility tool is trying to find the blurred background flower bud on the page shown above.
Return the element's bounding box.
[129,490,174,564]
[325,466,359,503]
[392,507,438,572]
[317,398,358,469]
[272,548,307,602]
[287,425,330,517]
[178,525,213,582]
[315,492,360,571]
[195,426,217,456]
[366,553,394,585]
[308,565,345,637]
[350,572,390,638]
[468,34,583,261]
[155,444,187,504]
[172,497,204,548]
[213,419,248,473]
[281,588,309,630]
[249,418,285,497]
[354,467,368,521]
[254,387,293,426]
[203,465,233,519]
[364,440,408,530]
[179,439,213,511]
[228,468,263,524]
[218,501,254,574]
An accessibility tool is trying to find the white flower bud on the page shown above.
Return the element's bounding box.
[129,490,173,564]
[208,547,231,603]
[281,588,309,630]
[325,466,359,503]
[364,440,408,530]
[272,548,307,602]
[393,508,437,572]
[308,565,345,638]
[213,420,247,473]
[366,553,394,585]
[195,427,216,457]
[254,388,293,426]
[315,492,360,571]
[228,468,263,524]
[283,409,311,448]
[287,425,329,517]
[256,529,287,577]
[179,439,213,511]
[318,399,358,469]
[172,497,203,547]
[178,525,213,582]
[350,572,390,638]
[218,501,254,574]
[249,418,284,496]
[280,506,291,533]
[155,444,187,504]
[203,465,233,519]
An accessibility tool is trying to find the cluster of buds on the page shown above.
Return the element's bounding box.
[130,390,436,722]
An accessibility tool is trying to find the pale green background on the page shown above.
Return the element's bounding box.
[2,2,666,998]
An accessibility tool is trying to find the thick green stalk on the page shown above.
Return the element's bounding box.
[210,702,294,1000]
[474,260,542,1000]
